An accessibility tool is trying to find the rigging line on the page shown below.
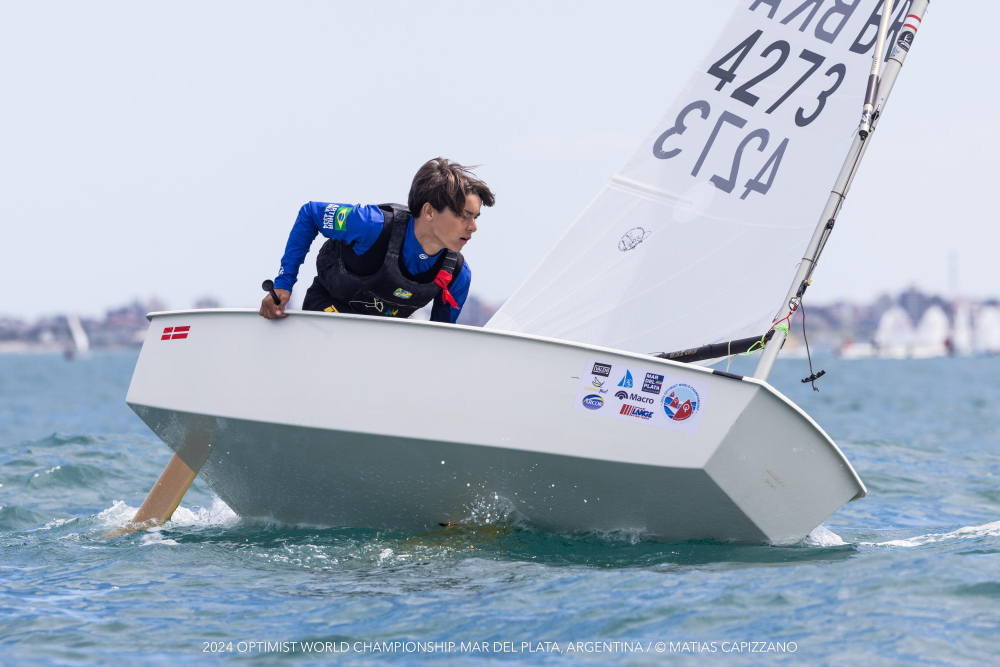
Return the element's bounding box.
[829,124,860,159]
[799,297,824,391]
[741,312,793,357]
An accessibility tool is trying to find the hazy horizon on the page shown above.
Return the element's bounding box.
[3,1,995,320]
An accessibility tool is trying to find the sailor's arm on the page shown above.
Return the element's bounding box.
[260,203,385,319]
[260,203,319,319]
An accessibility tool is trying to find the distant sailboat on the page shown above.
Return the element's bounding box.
[65,313,91,360]
[873,306,913,358]
[974,306,1000,355]
[911,305,949,358]
[951,301,974,356]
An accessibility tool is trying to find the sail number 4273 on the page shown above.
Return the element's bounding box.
[708,29,846,126]
[653,100,787,200]
[652,26,850,200]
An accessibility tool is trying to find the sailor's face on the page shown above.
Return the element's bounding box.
[436,194,481,251]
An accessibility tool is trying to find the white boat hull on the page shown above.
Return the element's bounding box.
[127,310,865,543]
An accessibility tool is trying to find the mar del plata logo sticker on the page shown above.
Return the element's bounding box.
[662,383,700,422]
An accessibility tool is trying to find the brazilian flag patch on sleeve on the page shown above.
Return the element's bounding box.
[335,205,353,231]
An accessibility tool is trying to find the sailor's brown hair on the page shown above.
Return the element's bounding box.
[408,158,495,218]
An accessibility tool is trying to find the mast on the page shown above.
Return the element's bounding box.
[752,0,929,381]
[859,0,895,139]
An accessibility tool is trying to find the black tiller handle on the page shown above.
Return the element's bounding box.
[262,279,280,306]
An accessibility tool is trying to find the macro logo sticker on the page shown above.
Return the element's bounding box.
[617,370,633,388]
[393,288,413,299]
[642,373,663,394]
[614,390,629,400]
[591,362,612,377]
[662,383,701,422]
[335,206,353,231]
[581,394,604,410]
[161,326,190,341]
[620,404,654,420]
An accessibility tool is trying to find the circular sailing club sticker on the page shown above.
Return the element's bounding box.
[662,383,700,422]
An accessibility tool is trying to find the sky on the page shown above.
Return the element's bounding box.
[2,0,995,319]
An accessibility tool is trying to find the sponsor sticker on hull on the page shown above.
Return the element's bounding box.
[592,362,612,377]
[573,358,710,435]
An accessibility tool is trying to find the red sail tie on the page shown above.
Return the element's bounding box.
[434,270,458,308]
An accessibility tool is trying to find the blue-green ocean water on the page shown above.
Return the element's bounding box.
[1,351,998,665]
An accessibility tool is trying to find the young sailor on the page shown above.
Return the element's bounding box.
[259,158,495,323]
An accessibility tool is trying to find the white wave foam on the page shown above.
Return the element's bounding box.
[96,500,139,529]
[140,531,180,546]
[769,525,846,547]
[38,517,77,532]
[98,496,239,534]
[861,520,1000,548]
[168,497,240,528]
[800,525,847,547]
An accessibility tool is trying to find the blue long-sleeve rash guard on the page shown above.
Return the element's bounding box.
[273,202,470,323]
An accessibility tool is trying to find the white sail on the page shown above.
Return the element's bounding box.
[911,304,948,358]
[974,306,1000,354]
[66,313,90,357]
[873,305,912,358]
[952,300,973,356]
[488,0,916,356]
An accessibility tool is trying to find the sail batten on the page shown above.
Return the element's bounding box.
[488,0,912,356]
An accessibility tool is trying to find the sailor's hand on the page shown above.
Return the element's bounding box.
[259,289,291,319]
